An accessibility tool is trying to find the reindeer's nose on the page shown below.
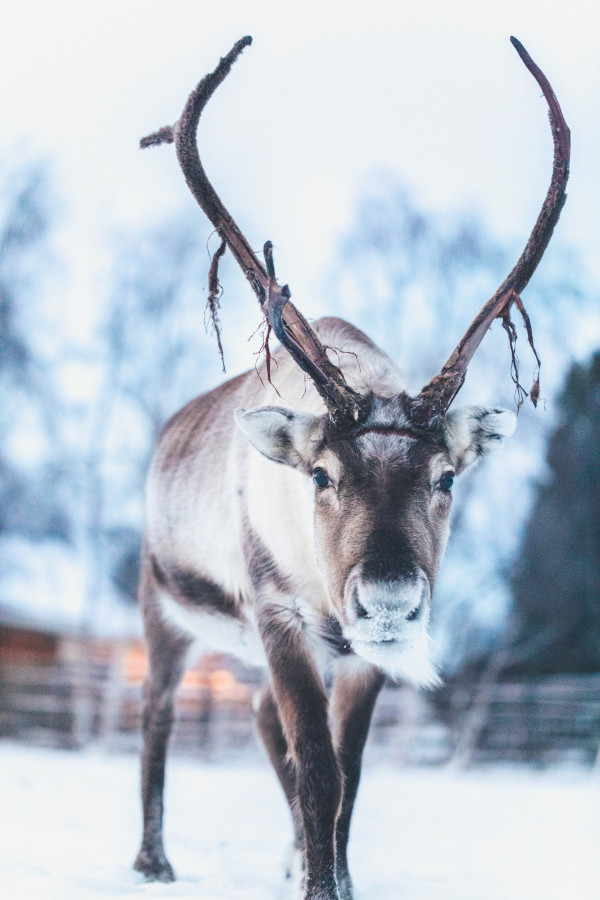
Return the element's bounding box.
[355,590,423,624]
[345,567,430,641]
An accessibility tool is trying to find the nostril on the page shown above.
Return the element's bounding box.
[356,599,370,619]
[406,603,421,622]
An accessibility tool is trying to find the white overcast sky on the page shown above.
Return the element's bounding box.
[1,0,599,371]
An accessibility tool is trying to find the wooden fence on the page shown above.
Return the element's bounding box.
[440,674,600,768]
[1,649,599,768]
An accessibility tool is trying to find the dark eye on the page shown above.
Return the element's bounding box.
[313,467,330,489]
[439,472,455,493]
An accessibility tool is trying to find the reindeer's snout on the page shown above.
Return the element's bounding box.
[345,567,430,639]
[341,564,438,688]
[343,527,431,640]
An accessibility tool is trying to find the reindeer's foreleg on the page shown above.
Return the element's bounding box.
[258,604,342,900]
[330,659,384,900]
[256,683,305,874]
[134,563,191,882]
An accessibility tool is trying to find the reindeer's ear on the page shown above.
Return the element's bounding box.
[234,406,321,469]
[445,407,516,473]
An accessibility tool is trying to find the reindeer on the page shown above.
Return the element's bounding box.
[133,37,569,900]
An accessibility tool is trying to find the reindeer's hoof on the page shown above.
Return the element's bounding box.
[133,849,176,883]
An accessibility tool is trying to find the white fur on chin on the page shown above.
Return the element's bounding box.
[352,630,441,690]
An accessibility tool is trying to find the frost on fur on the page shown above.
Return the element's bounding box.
[352,631,442,690]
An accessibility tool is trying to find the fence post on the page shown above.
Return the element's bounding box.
[62,637,95,749]
[98,641,128,751]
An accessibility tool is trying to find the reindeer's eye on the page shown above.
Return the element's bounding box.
[313,467,330,489]
[439,472,455,493]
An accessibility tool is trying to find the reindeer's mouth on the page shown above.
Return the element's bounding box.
[350,633,440,689]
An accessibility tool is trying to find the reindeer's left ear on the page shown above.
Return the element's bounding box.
[445,407,516,473]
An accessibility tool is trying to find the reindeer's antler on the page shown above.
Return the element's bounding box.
[141,36,368,425]
[142,36,569,426]
[415,37,570,419]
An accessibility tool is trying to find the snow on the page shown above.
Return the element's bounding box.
[1,743,598,900]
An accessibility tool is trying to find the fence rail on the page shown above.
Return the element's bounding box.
[1,654,599,767]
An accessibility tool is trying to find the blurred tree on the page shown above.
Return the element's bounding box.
[509,352,600,674]
[330,176,512,393]
[0,166,48,379]
[0,162,244,629]
[86,217,216,614]
[0,162,69,545]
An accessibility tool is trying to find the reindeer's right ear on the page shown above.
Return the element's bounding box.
[445,406,516,473]
[234,406,321,469]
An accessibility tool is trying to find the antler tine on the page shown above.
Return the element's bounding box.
[141,36,268,303]
[416,37,570,419]
[141,37,368,425]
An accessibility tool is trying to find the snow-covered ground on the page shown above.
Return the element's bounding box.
[1,743,598,900]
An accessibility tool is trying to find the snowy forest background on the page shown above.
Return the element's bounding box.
[1,154,598,679]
